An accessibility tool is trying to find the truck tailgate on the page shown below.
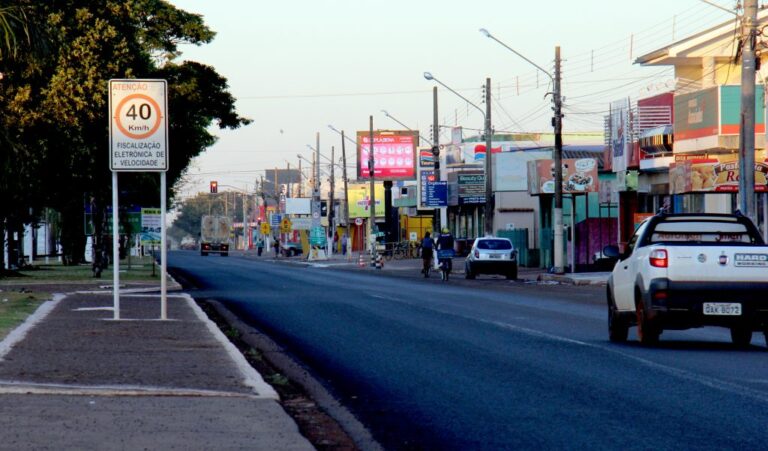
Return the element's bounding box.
[666,246,768,283]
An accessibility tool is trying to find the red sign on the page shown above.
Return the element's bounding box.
[357,130,417,181]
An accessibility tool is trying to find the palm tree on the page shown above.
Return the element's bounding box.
[0,5,30,61]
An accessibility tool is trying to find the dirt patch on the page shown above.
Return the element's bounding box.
[197,300,360,451]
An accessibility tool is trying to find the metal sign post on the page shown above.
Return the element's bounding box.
[109,79,169,320]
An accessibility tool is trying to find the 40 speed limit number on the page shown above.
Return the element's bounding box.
[109,79,168,172]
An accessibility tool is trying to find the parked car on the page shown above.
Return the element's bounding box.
[604,212,768,346]
[464,237,517,280]
[282,241,303,257]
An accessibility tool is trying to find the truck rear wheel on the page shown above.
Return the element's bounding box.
[608,288,628,343]
[730,326,752,348]
[636,295,660,345]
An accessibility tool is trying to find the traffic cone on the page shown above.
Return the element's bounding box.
[358,253,365,268]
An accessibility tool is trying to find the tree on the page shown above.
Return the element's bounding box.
[0,1,249,271]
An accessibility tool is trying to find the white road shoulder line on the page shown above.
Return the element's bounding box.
[184,293,279,400]
[0,294,64,362]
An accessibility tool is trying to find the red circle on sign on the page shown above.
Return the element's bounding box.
[114,93,163,140]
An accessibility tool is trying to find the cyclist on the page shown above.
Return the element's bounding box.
[436,228,455,279]
[420,232,434,277]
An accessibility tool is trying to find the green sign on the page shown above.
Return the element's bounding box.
[105,210,141,235]
[310,226,327,246]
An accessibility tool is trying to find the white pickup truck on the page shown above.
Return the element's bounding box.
[604,212,768,347]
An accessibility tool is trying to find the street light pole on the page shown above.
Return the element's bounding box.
[424,72,493,236]
[480,28,565,273]
[329,145,335,254]
[368,115,376,258]
[484,77,494,236]
[432,86,441,233]
[327,125,359,255]
[381,109,433,146]
[341,131,350,258]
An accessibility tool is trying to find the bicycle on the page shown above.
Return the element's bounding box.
[436,249,455,281]
[393,241,409,260]
[383,242,397,261]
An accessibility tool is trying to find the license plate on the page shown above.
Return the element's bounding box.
[489,254,502,259]
[703,303,742,316]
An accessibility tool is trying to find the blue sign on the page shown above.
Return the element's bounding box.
[270,213,282,227]
[426,181,448,207]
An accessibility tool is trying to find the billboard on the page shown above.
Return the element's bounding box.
[418,169,436,208]
[356,130,417,181]
[457,173,485,205]
[418,147,435,168]
[347,182,386,218]
[669,154,768,194]
[493,150,551,191]
[610,98,631,173]
[285,198,311,215]
[527,158,599,195]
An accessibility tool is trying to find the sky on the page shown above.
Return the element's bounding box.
[167,0,738,200]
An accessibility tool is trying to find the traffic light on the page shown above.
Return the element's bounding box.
[320,200,328,217]
[210,181,218,194]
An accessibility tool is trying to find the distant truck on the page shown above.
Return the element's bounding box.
[200,215,231,256]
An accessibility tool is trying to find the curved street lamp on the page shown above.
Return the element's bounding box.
[481,28,565,274]
[380,109,432,146]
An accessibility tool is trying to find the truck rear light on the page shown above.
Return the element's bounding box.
[652,290,667,300]
[649,249,668,268]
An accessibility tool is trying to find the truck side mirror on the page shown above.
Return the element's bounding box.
[603,245,621,260]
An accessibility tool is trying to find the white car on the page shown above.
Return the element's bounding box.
[604,212,768,346]
[464,237,518,280]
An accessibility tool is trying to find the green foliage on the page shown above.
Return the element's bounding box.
[0,1,249,269]
[0,292,47,339]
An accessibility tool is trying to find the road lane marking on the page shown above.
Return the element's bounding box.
[473,316,768,404]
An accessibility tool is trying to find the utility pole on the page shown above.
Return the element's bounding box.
[297,158,302,198]
[329,145,336,254]
[740,0,758,222]
[484,77,494,236]
[341,130,350,257]
[553,46,565,274]
[242,190,247,251]
[432,86,440,233]
[286,162,291,198]
[368,115,376,257]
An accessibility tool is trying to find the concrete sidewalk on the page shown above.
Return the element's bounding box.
[0,288,313,450]
[257,250,610,286]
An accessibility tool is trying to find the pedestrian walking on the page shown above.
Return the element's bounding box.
[256,237,264,256]
[273,237,280,257]
[341,233,348,255]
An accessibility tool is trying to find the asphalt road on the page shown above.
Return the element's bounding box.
[169,251,768,450]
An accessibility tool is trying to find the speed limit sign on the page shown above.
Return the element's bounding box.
[109,79,168,172]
